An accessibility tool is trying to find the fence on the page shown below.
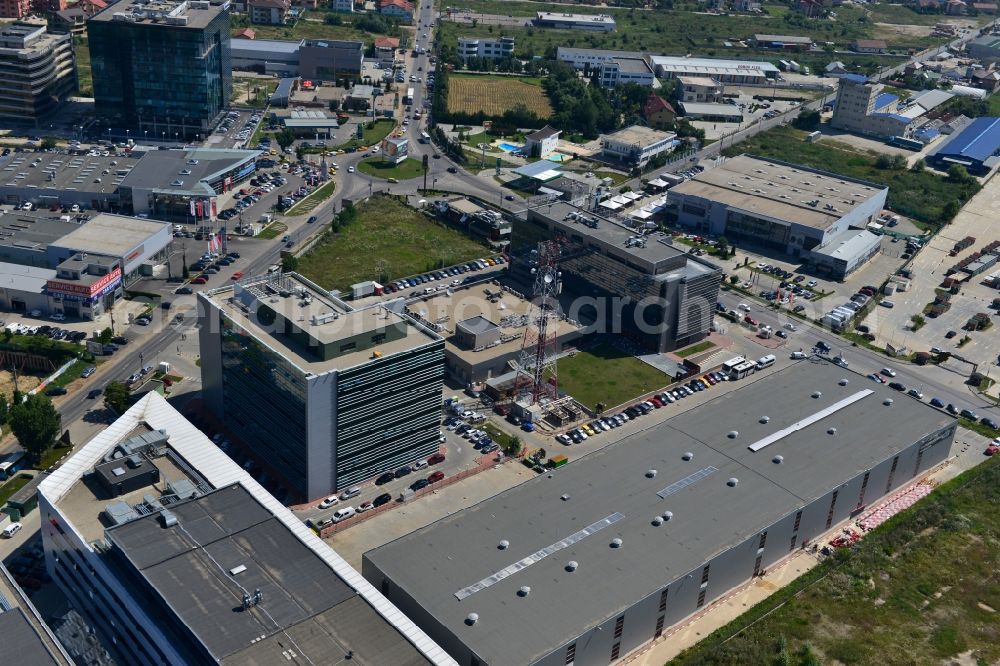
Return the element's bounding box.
[318,451,509,537]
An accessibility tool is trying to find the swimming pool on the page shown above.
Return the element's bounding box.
[498,142,521,152]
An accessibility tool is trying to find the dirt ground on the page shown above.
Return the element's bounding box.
[0,370,41,399]
[872,22,935,38]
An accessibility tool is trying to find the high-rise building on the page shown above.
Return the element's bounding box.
[87,0,232,139]
[37,391,453,666]
[0,21,77,120]
[199,272,445,501]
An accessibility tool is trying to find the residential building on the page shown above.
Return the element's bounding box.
[600,125,679,167]
[677,75,724,103]
[332,0,354,11]
[379,0,413,22]
[928,116,1000,174]
[825,60,849,76]
[233,27,256,38]
[556,47,642,73]
[199,272,445,500]
[524,125,560,158]
[37,391,454,666]
[298,38,364,79]
[752,33,813,50]
[852,39,888,54]
[248,0,289,24]
[0,0,30,18]
[831,74,912,139]
[364,360,956,666]
[794,0,828,16]
[648,54,780,84]
[643,93,676,129]
[734,0,762,10]
[598,56,656,87]
[0,21,77,120]
[87,0,233,140]
[534,11,616,31]
[374,36,400,67]
[971,67,1000,91]
[524,200,723,353]
[668,155,889,259]
[456,36,514,61]
[52,7,89,35]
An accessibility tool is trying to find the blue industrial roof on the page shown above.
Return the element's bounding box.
[913,127,940,141]
[874,93,898,110]
[841,73,868,84]
[935,116,1000,163]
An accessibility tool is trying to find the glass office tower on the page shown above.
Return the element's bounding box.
[87,0,232,140]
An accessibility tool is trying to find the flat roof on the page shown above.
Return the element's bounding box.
[602,125,676,148]
[0,566,72,665]
[0,151,141,194]
[610,57,653,74]
[0,261,55,293]
[120,149,259,196]
[811,228,881,261]
[531,200,720,277]
[754,33,814,43]
[536,11,616,24]
[39,392,455,665]
[403,284,582,365]
[89,0,226,29]
[206,272,441,374]
[230,37,302,55]
[648,55,780,74]
[365,359,955,666]
[558,46,643,59]
[677,75,720,87]
[971,34,1000,48]
[53,213,169,257]
[669,154,886,230]
[679,102,743,118]
[0,212,87,252]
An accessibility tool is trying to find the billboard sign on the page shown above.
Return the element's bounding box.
[381,137,409,165]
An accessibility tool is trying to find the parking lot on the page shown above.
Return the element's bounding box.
[861,177,1000,365]
[204,109,262,149]
[692,94,802,141]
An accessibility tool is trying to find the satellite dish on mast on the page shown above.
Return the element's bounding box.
[544,274,553,284]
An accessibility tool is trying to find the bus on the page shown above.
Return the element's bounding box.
[721,356,747,375]
[404,87,415,105]
[420,131,430,143]
[731,361,757,380]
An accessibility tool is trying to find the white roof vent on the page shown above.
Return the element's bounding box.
[517,586,531,597]
[727,477,739,487]
[812,391,822,399]
[560,494,571,501]
[727,430,739,439]
[663,511,673,521]
[646,469,657,478]
[759,416,770,424]
[465,613,479,626]
[610,538,623,548]
[652,516,664,526]
[884,398,893,406]
[498,539,509,550]
[827,427,837,435]
[839,378,849,386]
[565,561,579,572]
[772,455,784,464]
[682,452,694,461]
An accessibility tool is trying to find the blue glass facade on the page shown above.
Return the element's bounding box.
[88,6,232,139]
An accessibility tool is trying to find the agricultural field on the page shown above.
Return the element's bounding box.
[447,74,553,118]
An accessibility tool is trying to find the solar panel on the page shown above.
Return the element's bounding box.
[454,512,625,601]
[656,466,718,499]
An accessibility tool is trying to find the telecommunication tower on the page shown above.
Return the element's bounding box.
[515,240,562,405]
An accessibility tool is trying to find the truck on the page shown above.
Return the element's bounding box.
[950,236,976,256]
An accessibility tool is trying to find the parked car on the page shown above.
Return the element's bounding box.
[428,470,445,483]
[318,495,339,509]
[375,472,396,485]
[394,465,412,478]
[372,493,393,507]
[45,386,67,396]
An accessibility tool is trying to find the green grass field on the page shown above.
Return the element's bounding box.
[334,119,397,151]
[74,38,92,97]
[357,156,425,180]
[724,125,980,227]
[230,14,373,43]
[285,180,337,215]
[670,455,1000,665]
[295,195,487,290]
[674,340,716,358]
[556,343,668,410]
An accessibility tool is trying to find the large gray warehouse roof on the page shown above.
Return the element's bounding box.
[120,149,258,196]
[54,214,169,258]
[365,359,954,665]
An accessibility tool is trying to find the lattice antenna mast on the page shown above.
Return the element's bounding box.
[516,240,562,405]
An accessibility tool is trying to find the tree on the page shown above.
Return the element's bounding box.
[0,393,8,426]
[504,435,522,457]
[911,158,926,172]
[9,394,61,462]
[947,163,971,183]
[41,136,59,150]
[103,381,131,415]
[941,199,960,221]
[275,129,296,150]
[717,236,729,256]
[792,108,820,131]
[729,274,739,285]
[281,255,299,272]
[97,327,113,344]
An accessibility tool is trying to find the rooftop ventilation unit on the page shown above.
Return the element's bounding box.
[727,477,739,487]
[772,455,784,464]
[465,613,479,626]
[610,538,623,548]
[160,509,178,528]
[498,540,509,550]
[517,586,531,597]
[565,561,578,572]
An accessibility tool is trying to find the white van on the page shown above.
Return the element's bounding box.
[2,522,22,538]
[331,506,356,523]
[756,354,776,369]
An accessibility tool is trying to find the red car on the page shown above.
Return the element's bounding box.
[649,396,664,408]
[191,276,208,284]
[985,445,999,457]
[745,315,759,326]
[232,271,244,280]
[428,470,445,483]
[428,452,446,466]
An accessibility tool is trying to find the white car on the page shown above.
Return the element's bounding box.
[790,350,807,359]
[318,495,339,509]
[783,322,797,331]
[881,367,897,378]
[348,166,355,173]
[412,460,429,471]
[738,303,751,312]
